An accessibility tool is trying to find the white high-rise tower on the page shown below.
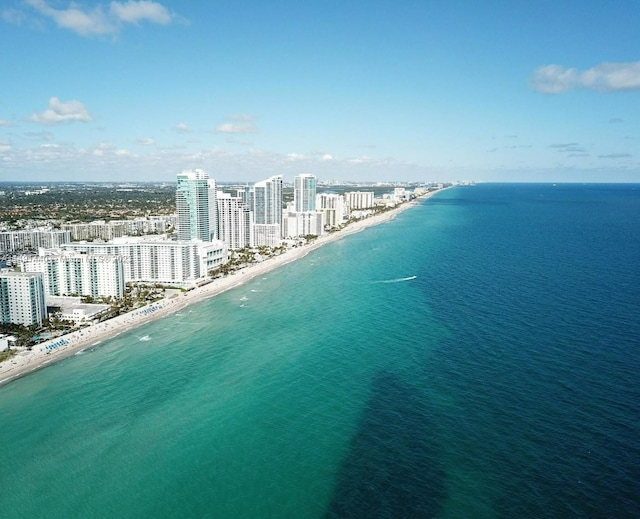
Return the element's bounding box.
[251,175,283,246]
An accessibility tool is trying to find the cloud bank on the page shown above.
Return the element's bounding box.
[531,61,640,94]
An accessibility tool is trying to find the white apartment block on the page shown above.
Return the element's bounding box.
[0,271,47,327]
[251,176,283,247]
[316,193,346,229]
[0,230,71,254]
[20,251,126,300]
[61,238,227,285]
[217,192,250,250]
[344,191,375,211]
[61,222,125,242]
[61,216,176,241]
[283,212,324,238]
[251,224,282,248]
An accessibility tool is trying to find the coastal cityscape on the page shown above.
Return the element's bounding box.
[1,1,639,517]
[0,174,452,384]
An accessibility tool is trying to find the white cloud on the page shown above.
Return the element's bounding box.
[0,119,13,127]
[135,137,155,145]
[0,142,11,153]
[109,1,171,24]
[23,0,176,36]
[215,123,258,134]
[25,0,114,35]
[531,61,640,94]
[30,97,92,124]
[173,122,191,133]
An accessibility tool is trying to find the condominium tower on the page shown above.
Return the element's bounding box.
[216,192,250,250]
[0,271,47,327]
[251,175,283,247]
[294,174,316,212]
[176,169,210,241]
[21,251,126,300]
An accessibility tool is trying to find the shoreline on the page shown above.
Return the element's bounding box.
[0,190,443,388]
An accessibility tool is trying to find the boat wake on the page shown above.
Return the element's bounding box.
[373,275,417,284]
[138,335,151,342]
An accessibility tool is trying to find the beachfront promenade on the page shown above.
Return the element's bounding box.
[0,191,440,387]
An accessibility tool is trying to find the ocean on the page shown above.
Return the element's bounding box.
[0,183,639,518]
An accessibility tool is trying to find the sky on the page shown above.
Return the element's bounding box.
[1,0,639,183]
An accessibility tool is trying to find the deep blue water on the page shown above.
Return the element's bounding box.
[0,183,639,518]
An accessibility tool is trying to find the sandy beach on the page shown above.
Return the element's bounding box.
[0,191,439,387]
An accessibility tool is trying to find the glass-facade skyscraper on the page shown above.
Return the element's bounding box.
[176,169,210,242]
[252,175,283,225]
[294,173,316,212]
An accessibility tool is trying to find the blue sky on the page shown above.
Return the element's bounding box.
[1,0,639,183]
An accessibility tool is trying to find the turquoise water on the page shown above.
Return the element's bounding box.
[1,184,639,518]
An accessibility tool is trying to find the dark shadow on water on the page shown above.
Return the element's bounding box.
[325,371,446,519]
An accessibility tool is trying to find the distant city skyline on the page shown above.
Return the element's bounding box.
[1,1,639,183]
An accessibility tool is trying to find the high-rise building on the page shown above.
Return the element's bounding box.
[316,193,346,229]
[61,238,227,285]
[216,192,250,250]
[207,179,218,241]
[344,191,375,211]
[252,175,283,225]
[294,174,316,212]
[283,211,324,238]
[251,175,283,246]
[0,271,47,327]
[21,251,126,300]
[176,169,210,242]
